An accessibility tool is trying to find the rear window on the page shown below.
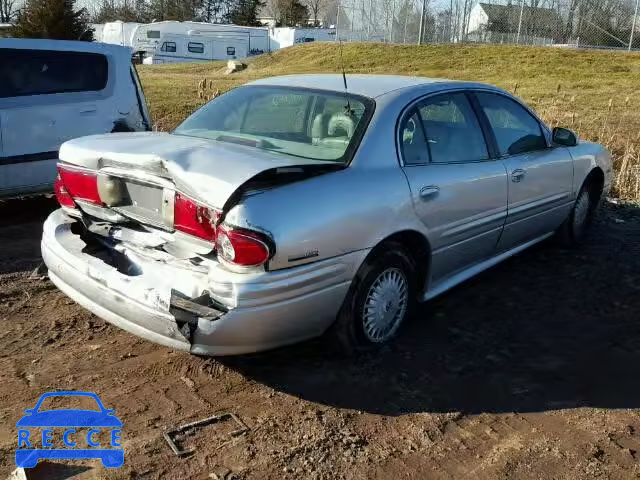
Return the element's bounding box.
[0,48,108,98]
[174,85,374,163]
[147,30,161,38]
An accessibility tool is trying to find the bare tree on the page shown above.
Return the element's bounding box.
[305,0,324,25]
[0,0,16,23]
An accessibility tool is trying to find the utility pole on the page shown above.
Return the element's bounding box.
[418,0,427,44]
[516,0,525,44]
[630,0,640,51]
[336,0,340,41]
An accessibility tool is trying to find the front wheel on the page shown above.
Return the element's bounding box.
[557,181,599,246]
[331,246,417,353]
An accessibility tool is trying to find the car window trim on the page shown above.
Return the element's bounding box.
[469,90,551,159]
[397,90,493,167]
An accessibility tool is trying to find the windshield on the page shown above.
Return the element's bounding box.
[173,85,374,163]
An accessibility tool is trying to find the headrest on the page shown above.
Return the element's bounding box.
[327,113,355,138]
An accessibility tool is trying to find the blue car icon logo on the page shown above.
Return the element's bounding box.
[15,391,123,468]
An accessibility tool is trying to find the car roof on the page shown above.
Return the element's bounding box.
[248,74,469,99]
[0,38,131,55]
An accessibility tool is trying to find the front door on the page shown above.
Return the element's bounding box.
[399,92,508,285]
[473,92,574,250]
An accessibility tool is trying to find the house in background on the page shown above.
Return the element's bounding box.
[0,23,12,37]
[466,2,562,45]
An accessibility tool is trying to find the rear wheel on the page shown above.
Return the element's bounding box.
[331,245,417,353]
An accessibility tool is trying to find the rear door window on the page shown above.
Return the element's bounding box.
[0,48,108,98]
[416,93,489,163]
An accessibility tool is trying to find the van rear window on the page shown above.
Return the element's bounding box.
[0,48,108,98]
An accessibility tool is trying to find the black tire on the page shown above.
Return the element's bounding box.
[330,244,417,353]
[557,180,600,246]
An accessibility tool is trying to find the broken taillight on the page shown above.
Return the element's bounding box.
[54,173,75,208]
[173,193,219,243]
[56,165,101,206]
[216,224,271,267]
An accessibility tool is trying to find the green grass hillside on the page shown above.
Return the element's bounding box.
[138,42,640,199]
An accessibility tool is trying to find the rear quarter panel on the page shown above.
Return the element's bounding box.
[224,165,424,271]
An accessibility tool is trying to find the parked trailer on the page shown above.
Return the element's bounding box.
[144,33,248,64]
[91,23,105,43]
[102,21,141,48]
[132,21,269,56]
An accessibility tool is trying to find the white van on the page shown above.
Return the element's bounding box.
[0,39,150,199]
[146,33,249,64]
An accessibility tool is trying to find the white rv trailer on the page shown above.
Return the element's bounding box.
[102,21,141,47]
[132,21,269,55]
[144,32,249,64]
[91,23,105,43]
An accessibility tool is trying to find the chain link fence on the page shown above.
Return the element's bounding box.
[333,0,640,50]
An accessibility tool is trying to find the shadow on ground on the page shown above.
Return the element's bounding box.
[0,197,57,274]
[221,202,640,416]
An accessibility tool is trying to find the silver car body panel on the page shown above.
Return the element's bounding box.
[42,74,613,354]
[43,209,369,355]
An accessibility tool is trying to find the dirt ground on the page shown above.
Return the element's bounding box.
[0,197,639,480]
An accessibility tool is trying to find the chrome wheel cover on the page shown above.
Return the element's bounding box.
[362,268,408,343]
[573,190,591,234]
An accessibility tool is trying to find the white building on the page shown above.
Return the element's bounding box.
[269,28,336,49]
[466,2,561,45]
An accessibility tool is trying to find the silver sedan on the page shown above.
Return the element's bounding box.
[41,74,613,354]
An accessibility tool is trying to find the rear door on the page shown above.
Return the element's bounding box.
[0,47,114,197]
[400,92,508,284]
[473,91,574,251]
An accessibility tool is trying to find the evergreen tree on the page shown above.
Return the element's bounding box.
[227,0,263,26]
[13,0,94,40]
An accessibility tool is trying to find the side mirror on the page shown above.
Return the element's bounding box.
[552,127,578,147]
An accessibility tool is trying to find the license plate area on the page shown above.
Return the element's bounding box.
[99,168,175,230]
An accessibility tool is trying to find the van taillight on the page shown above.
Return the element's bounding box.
[56,165,101,206]
[216,225,271,267]
[174,193,219,243]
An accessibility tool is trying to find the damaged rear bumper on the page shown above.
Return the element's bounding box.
[41,209,367,355]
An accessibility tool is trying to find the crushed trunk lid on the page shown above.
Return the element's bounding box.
[59,131,340,210]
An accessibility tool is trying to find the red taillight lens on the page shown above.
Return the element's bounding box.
[54,173,76,208]
[174,193,219,242]
[57,165,101,205]
[216,225,271,267]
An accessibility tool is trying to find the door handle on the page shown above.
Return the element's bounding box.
[419,185,440,200]
[511,169,526,183]
[79,106,97,115]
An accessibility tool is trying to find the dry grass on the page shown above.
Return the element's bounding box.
[137,43,640,200]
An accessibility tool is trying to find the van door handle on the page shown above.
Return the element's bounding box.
[419,185,440,200]
[511,169,526,183]
[79,107,97,115]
